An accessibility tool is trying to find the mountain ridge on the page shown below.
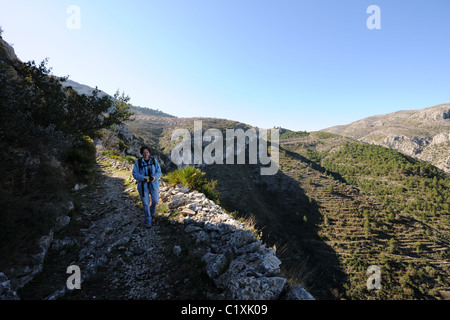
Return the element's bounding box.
[321,103,450,173]
[61,78,450,174]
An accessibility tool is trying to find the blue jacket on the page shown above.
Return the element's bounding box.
[132,157,162,193]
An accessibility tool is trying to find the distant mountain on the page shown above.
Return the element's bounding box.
[61,78,176,119]
[61,79,109,97]
[321,104,450,173]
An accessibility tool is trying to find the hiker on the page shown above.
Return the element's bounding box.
[132,146,162,228]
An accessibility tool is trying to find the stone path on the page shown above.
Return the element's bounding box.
[15,156,312,300]
[31,159,215,300]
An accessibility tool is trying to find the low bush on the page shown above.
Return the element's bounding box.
[64,136,97,180]
[166,166,220,202]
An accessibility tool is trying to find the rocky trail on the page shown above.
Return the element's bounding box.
[16,156,313,301]
[18,158,217,300]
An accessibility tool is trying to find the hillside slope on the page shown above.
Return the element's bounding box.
[279,132,450,299]
[47,76,450,300]
[0,36,130,298]
[321,104,450,173]
[0,38,311,301]
[127,116,450,299]
[16,155,311,300]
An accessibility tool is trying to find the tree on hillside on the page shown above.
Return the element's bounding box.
[0,54,136,264]
[0,58,133,147]
[65,87,133,139]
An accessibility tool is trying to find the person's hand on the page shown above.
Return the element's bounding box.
[144,176,150,182]
[150,176,156,182]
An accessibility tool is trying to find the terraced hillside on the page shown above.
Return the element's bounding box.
[279,131,450,300]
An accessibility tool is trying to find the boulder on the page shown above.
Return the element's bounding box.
[0,272,19,300]
[160,182,314,300]
[0,38,17,61]
[202,253,228,279]
[173,245,181,257]
[168,195,187,209]
[284,284,315,300]
[226,276,287,300]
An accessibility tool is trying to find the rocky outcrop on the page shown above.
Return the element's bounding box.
[322,104,450,173]
[158,182,314,300]
[0,38,18,62]
[0,272,19,300]
[0,200,73,300]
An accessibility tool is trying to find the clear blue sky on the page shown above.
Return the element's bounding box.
[1,0,449,131]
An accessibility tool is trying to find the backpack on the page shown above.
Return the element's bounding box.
[136,157,156,194]
[138,156,155,171]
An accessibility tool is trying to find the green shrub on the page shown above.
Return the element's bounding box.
[313,131,339,139]
[166,166,220,202]
[363,219,371,239]
[414,242,423,254]
[118,140,127,151]
[124,155,137,164]
[388,238,398,253]
[64,136,96,179]
[279,128,309,140]
[327,184,334,194]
